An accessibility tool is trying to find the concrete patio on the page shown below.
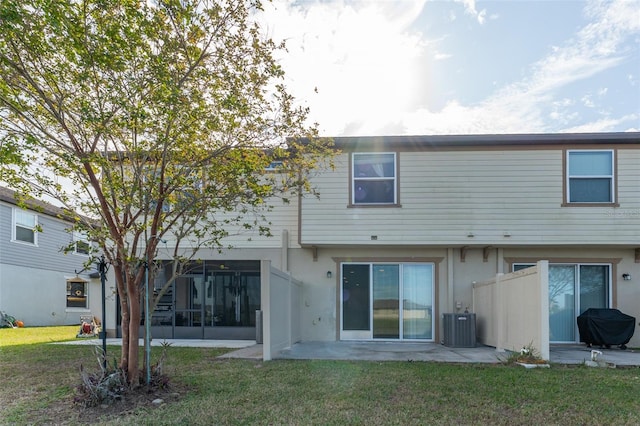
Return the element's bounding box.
[58,338,640,366]
[269,341,640,366]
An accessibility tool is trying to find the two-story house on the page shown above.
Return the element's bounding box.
[0,187,104,328]
[146,132,639,350]
[294,132,639,348]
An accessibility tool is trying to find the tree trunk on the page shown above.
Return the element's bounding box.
[120,307,130,374]
[126,272,142,385]
[113,265,130,375]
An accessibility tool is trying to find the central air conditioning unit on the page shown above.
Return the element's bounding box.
[442,313,476,348]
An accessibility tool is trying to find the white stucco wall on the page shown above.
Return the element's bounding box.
[0,263,96,327]
[288,245,640,348]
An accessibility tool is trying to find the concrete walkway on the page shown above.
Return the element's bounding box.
[56,337,256,349]
[57,338,640,366]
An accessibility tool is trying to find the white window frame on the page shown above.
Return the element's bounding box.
[351,152,397,205]
[66,279,89,310]
[73,232,91,256]
[340,262,434,341]
[265,160,284,171]
[513,262,612,304]
[12,208,38,245]
[566,149,615,204]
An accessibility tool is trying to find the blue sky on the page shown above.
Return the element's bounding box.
[261,0,640,136]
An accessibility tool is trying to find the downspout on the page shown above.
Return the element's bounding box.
[447,248,454,310]
[496,247,504,274]
[444,248,454,344]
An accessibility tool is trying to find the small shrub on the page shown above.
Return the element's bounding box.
[75,343,173,407]
[145,341,172,390]
[503,342,548,365]
[75,347,127,408]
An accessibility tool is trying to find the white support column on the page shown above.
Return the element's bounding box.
[260,260,271,361]
[495,273,505,353]
[287,272,292,350]
[538,260,550,360]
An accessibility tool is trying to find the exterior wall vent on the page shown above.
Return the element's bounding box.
[442,313,476,348]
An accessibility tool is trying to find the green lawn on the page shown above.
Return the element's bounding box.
[1,326,640,425]
[0,324,79,346]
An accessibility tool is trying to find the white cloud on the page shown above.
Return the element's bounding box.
[455,0,487,24]
[261,0,428,135]
[391,0,640,135]
[554,98,574,108]
[433,51,452,61]
[476,9,487,25]
[581,95,595,108]
[259,0,639,136]
[562,114,639,133]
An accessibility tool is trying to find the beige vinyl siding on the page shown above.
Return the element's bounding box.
[217,195,299,248]
[300,149,640,246]
[618,149,640,207]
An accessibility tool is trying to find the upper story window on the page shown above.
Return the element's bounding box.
[12,209,37,245]
[74,232,91,256]
[265,160,284,171]
[352,153,397,205]
[566,150,614,204]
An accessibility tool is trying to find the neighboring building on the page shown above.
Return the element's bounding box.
[149,132,640,349]
[0,187,103,327]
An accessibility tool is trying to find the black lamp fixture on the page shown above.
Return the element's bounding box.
[326,270,333,278]
[622,273,631,281]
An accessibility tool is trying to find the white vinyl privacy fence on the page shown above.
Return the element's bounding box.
[473,260,550,360]
[260,260,302,361]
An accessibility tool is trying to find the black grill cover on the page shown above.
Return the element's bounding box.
[577,308,636,346]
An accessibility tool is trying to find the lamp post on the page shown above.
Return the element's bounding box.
[98,256,108,370]
[144,254,151,385]
[144,235,165,386]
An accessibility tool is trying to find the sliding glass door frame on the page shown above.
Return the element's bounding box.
[340,262,435,342]
[514,262,612,343]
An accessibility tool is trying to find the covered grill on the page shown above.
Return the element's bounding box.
[577,308,636,349]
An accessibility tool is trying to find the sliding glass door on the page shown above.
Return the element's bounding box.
[373,265,400,339]
[403,264,433,340]
[341,262,434,341]
[516,263,610,343]
[548,266,576,342]
[549,264,610,342]
[342,264,371,339]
